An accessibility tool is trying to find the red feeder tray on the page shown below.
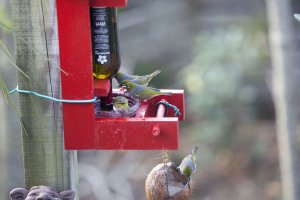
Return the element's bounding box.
[56,0,185,150]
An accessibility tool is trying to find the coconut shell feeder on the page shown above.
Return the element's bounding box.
[145,162,192,200]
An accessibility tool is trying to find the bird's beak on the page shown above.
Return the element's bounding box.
[119,85,127,92]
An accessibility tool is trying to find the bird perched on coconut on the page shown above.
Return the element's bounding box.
[178,146,199,178]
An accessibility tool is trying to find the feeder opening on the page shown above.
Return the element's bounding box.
[95,94,140,117]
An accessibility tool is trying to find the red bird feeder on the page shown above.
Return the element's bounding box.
[56,0,185,150]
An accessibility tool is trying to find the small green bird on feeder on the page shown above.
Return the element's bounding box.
[113,96,129,112]
[178,146,199,178]
[115,70,161,85]
[119,80,171,101]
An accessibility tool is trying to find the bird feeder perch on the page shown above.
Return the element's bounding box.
[56,0,185,150]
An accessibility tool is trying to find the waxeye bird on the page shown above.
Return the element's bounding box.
[115,70,161,85]
[113,96,130,112]
[178,146,199,178]
[119,80,171,101]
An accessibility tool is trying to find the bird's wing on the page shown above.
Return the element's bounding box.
[181,156,196,172]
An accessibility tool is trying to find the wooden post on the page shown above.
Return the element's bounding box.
[266,0,300,199]
[10,0,78,199]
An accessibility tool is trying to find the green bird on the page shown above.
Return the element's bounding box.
[113,96,130,112]
[178,146,199,178]
[119,80,171,101]
[115,70,161,85]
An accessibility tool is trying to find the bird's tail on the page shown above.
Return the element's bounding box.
[159,91,172,96]
[149,70,161,78]
[150,87,172,96]
[191,146,199,155]
[190,146,199,162]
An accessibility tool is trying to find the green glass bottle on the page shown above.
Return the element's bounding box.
[90,7,120,79]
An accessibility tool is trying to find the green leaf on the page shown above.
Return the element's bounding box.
[0,40,14,62]
[0,40,30,80]
[0,18,68,76]
[0,73,29,136]
[0,10,13,32]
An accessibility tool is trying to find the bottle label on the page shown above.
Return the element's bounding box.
[91,8,110,65]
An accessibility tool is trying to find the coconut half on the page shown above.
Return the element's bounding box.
[145,162,192,200]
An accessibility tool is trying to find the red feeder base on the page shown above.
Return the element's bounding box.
[56,0,185,150]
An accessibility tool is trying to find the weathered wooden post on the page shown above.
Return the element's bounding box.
[266,0,300,199]
[10,0,78,198]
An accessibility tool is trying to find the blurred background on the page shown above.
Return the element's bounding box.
[1,0,300,199]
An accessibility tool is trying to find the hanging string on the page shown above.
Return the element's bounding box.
[9,85,97,103]
[156,101,182,117]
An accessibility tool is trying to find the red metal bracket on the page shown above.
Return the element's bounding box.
[56,0,185,150]
[94,79,111,96]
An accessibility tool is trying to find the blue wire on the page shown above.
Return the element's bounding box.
[9,85,97,103]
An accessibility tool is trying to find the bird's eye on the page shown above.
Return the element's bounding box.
[126,85,130,88]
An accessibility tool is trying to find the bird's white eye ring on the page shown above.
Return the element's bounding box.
[126,85,130,88]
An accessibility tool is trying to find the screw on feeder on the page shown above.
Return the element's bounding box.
[152,125,160,136]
